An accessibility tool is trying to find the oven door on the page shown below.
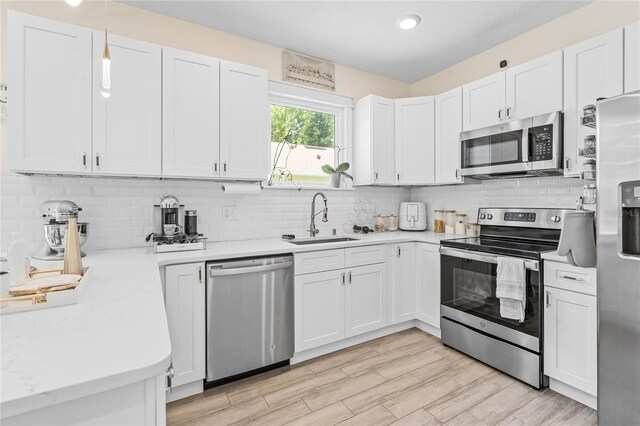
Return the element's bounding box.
[439,247,541,353]
[460,118,531,176]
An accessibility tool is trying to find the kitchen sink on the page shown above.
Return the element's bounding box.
[287,237,359,245]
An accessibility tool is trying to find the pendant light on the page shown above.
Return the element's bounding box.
[100,0,112,98]
[64,0,84,6]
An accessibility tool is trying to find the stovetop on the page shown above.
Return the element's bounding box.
[441,236,558,259]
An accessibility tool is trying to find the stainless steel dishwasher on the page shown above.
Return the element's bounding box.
[205,255,294,386]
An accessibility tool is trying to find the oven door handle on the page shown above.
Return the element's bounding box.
[439,247,539,271]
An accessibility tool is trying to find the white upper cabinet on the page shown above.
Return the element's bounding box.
[394,97,435,185]
[505,50,563,120]
[163,49,220,178]
[8,12,92,174]
[463,51,563,132]
[625,21,640,93]
[354,95,395,185]
[219,61,269,180]
[93,32,162,176]
[435,87,463,184]
[462,72,506,131]
[563,29,623,177]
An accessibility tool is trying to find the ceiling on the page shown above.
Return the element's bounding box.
[122,1,590,83]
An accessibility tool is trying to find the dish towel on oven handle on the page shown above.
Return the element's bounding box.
[496,257,526,322]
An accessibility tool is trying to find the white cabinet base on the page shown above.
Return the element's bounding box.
[166,380,203,403]
[415,319,441,339]
[549,378,597,410]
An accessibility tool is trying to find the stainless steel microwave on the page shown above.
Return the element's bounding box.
[459,112,563,179]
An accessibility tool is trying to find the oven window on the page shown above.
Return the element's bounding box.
[440,255,540,338]
[462,130,522,168]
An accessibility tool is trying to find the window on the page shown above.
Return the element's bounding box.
[268,81,352,187]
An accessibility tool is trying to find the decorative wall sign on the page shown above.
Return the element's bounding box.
[283,50,335,91]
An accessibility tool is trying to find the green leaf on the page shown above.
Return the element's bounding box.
[321,164,336,174]
[340,171,353,180]
[335,162,350,173]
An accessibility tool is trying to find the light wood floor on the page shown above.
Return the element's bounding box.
[167,328,596,426]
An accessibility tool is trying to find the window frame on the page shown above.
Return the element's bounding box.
[268,81,353,189]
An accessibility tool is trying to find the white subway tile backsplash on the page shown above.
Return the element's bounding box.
[1,175,411,253]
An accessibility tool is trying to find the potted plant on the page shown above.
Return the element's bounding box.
[322,162,352,188]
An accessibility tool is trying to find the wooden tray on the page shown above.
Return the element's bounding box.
[0,267,92,315]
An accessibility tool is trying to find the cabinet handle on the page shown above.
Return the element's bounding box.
[506,107,512,119]
[341,272,345,286]
[166,364,174,390]
[397,247,401,256]
[82,152,87,168]
[559,274,583,281]
[498,109,503,121]
[96,154,100,168]
[223,162,227,173]
[214,162,218,172]
[565,158,570,170]
[545,291,551,308]
[397,173,400,181]
[375,172,379,181]
[455,168,459,179]
[347,271,352,284]
[198,266,202,283]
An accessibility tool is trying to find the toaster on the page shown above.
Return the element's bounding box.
[399,202,427,231]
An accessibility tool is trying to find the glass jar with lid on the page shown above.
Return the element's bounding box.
[455,213,467,235]
[434,209,445,233]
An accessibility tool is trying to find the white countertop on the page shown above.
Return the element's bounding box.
[541,251,571,264]
[0,230,460,419]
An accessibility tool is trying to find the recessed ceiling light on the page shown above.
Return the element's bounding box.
[65,0,84,6]
[398,14,421,30]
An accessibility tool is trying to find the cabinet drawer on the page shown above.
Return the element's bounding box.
[544,261,597,296]
[345,245,388,267]
[295,249,345,275]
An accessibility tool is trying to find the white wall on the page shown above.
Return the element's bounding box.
[410,177,585,230]
[1,174,410,253]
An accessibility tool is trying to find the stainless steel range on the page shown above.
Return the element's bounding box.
[440,207,573,388]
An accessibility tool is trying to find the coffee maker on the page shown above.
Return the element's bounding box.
[148,195,207,253]
[33,200,89,260]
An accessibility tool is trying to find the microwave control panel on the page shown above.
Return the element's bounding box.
[529,124,553,161]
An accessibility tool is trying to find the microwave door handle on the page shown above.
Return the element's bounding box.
[439,247,539,271]
[522,128,531,163]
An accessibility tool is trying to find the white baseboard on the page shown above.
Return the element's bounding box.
[549,378,597,410]
[415,320,441,338]
[291,321,417,364]
[166,380,202,403]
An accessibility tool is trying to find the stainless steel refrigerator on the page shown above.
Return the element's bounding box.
[597,90,640,425]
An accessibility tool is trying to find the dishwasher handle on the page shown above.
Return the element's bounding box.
[209,261,292,277]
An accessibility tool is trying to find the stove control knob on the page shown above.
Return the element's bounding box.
[479,213,487,220]
[486,214,493,220]
[551,215,561,223]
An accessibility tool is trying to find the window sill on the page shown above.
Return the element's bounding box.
[263,185,355,191]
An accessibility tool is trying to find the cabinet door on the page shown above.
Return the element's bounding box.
[390,243,416,324]
[371,96,396,185]
[8,12,92,174]
[563,29,623,177]
[394,97,435,184]
[435,87,463,184]
[345,263,388,337]
[625,21,640,93]
[93,32,162,176]
[163,48,220,178]
[165,263,206,388]
[219,61,269,180]
[415,243,440,328]
[505,50,563,120]
[544,287,597,396]
[462,72,506,131]
[295,270,345,352]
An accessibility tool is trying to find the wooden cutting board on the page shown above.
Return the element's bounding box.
[9,274,82,297]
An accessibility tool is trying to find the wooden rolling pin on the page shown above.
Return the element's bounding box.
[63,217,83,275]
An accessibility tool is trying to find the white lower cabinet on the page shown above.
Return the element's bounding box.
[345,263,389,337]
[294,269,346,352]
[415,243,441,329]
[164,263,206,389]
[544,261,597,398]
[390,243,416,324]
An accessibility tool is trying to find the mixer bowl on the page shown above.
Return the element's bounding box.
[43,222,88,256]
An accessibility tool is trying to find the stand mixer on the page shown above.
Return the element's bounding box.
[32,200,89,261]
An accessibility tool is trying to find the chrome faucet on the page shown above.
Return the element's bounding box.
[309,192,328,237]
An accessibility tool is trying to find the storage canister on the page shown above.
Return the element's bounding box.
[455,213,467,235]
[388,214,398,231]
[434,209,445,233]
[444,210,456,228]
